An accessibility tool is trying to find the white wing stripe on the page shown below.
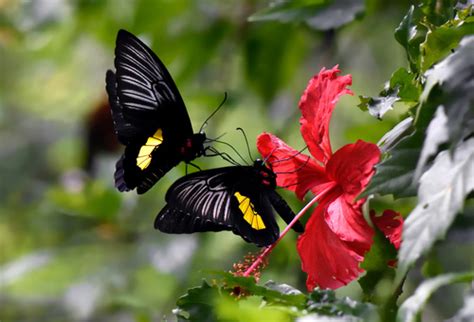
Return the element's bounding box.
[120,50,157,78]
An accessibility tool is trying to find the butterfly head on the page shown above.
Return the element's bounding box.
[253,159,276,189]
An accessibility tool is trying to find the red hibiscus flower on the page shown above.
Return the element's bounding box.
[257,66,402,290]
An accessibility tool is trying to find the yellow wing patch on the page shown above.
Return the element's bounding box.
[234,192,266,230]
[136,129,163,170]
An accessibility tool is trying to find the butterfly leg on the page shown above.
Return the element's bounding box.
[188,162,201,171]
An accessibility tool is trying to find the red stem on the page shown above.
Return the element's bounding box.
[243,193,322,277]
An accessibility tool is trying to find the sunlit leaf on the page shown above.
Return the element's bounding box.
[377,117,414,153]
[389,68,421,102]
[420,36,474,147]
[397,138,474,281]
[397,272,474,322]
[358,88,399,119]
[414,105,448,179]
[420,21,474,72]
[421,36,474,101]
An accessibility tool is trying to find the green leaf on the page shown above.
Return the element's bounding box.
[362,131,422,199]
[420,36,474,147]
[175,275,378,321]
[248,0,364,31]
[219,273,306,308]
[175,281,222,322]
[420,21,474,72]
[397,138,474,281]
[397,272,474,322]
[394,5,426,72]
[421,35,474,101]
[389,68,422,102]
[307,289,378,320]
[358,68,421,120]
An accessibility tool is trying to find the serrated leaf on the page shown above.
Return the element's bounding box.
[420,36,474,147]
[389,68,422,102]
[362,131,422,199]
[307,289,378,319]
[420,21,474,72]
[358,87,400,120]
[394,5,426,72]
[397,272,474,322]
[421,35,474,101]
[220,273,306,308]
[397,138,474,281]
[175,281,221,322]
[414,105,449,179]
[248,0,364,31]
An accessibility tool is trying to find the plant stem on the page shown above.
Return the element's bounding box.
[243,194,321,277]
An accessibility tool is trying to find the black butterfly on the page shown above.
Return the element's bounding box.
[105,29,206,194]
[155,160,304,247]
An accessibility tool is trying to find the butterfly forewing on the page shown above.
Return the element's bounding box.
[113,29,193,139]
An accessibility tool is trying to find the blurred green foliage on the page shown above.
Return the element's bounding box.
[0,0,472,321]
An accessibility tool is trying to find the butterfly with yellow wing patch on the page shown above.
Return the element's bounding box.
[106,29,206,194]
[155,160,304,247]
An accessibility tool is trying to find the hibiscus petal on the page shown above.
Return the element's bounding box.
[371,209,403,249]
[297,201,364,290]
[257,132,329,200]
[325,195,374,257]
[299,66,353,164]
[325,140,380,200]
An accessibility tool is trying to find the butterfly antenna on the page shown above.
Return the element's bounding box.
[212,139,249,165]
[262,146,278,165]
[271,146,308,163]
[274,155,311,174]
[199,92,227,133]
[205,132,227,143]
[236,127,254,162]
[207,146,240,166]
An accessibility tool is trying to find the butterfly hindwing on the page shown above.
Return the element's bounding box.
[155,166,280,247]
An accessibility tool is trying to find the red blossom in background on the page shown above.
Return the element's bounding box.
[257,66,403,290]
